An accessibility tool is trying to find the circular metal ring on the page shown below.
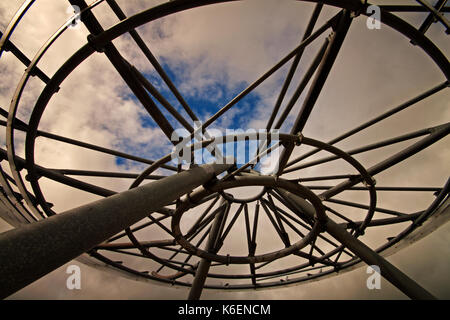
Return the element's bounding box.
[171,175,326,264]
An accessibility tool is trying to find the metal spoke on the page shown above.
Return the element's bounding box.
[199,12,339,132]
[325,205,354,224]
[1,0,448,297]
[265,3,323,130]
[185,195,220,236]
[50,169,164,180]
[325,198,406,217]
[188,196,228,300]
[380,5,450,12]
[416,0,448,35]
[0,148,116,197]
[0,31,50,83]
[0,119,178,171]
[261,198,326,257]
[130,65,194,132]
[105,0,199,122]
[273,39,330,130]
[217,203,245,247]
[319,122,450,200]
[147,214,174,237]
[341,212,423,229]
[270,188,354,257]
[157,222,213,275]
[70,0,176,141]
[285,81,448,169]
[266,194,291,244]
[277,10,353,174]
[415,0,450,32]
[107,211,173,243]
[284,125,432,173]
[292,174,354,182]
[98,239,175,250]
[186,201,227,242]
[243,203,257,286]
[260,199,290,247]
[221,141,281,181]
[305,185,442,192]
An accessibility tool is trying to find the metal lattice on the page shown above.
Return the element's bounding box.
[0,0,449,299]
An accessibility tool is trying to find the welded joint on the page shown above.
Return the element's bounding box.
[350,10,360,19]
[213,240,223,253]
[185,191,201,207]
[25,173,41,181]
[350,0,368,18]
[353,226,365,237]
[87,34,105,53]
[411,218,423,228]
[327,31,336,41]
[295,132,304,146]
[363,176,377,188]
[226,162,238,174]
[333,264,341,273]
[345,221,359,230]
[316,217,328,233]
[202,175,219,190]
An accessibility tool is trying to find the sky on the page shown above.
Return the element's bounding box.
[0,0,449,299]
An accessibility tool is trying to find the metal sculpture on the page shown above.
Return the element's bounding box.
[0,0,449,300]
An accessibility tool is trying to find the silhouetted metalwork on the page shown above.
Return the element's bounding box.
[0,0,448,300]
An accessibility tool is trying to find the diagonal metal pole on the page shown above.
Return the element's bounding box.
[265,3,323,130]
[416,0,447,35]
[69,0,175,140]
[188,198,228,300]
[0,163,231,299]
[284,81,448,169]
[277,189,437,300]
[277,10,353,175]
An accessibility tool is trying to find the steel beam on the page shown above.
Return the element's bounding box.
[417,0,447,35]
[277,10,353,174]
[285,81,448,169]
[188,199,227,300]
[69,0,175,140]
[266,3,323,130]
[278,189,437,300]
[0,163,230,299]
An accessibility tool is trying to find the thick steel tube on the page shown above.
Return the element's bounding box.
[277,189,437,300]
[0,163,230,299]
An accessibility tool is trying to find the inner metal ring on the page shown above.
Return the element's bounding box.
[171,175,327,264]
[129,133,377,264]
[220,186,268,204]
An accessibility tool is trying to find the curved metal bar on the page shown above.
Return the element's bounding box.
[0,162,36,224]
[78,180,450,290]
[1,0,448,292]
[18,0,448,221]
[0,0,35,57]
[6,1,106,219]
[172,176,325,264]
